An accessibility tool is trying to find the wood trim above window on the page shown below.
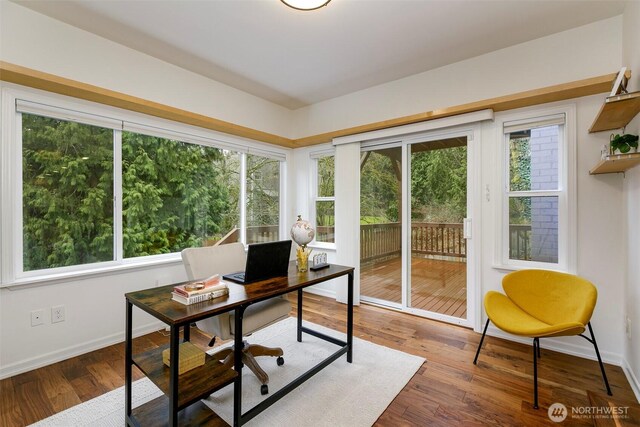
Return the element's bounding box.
[0,61,626,148]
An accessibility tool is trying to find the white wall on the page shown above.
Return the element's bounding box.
[622,0,640,400]
[0,0,635,386]
[0,263,186,378]
[291,16,622,139]
[0,1,292,137]
[0,1,294,378]
[479,96,626,364]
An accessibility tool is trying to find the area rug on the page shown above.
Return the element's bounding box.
[32,317,425,426]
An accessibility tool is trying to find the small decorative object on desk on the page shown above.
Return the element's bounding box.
[162,342,205,374]
[290,215,315,272]
[311,252,330,270]
[172,274,229,305]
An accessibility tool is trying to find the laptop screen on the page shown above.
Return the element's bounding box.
[243,240,292,283]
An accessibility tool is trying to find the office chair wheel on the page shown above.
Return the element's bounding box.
[261,384,269,395]
[277,356,284,366]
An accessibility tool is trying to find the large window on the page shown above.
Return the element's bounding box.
[22,114,114,271]
[7,95,285,281]
[246,154,281,244]
[313,154,335,244]
[501,110,574,270]
[122,132,240,258]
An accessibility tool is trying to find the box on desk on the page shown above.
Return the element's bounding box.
[162,342,206,374]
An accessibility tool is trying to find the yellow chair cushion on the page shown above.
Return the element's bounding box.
[502,270,597,328]
[484,291,586,338]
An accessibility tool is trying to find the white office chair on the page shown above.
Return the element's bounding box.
[181,242,291,395]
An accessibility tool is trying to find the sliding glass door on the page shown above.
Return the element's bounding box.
[360,146,403,308]
[358,128,476,327]
[409,138,468,319]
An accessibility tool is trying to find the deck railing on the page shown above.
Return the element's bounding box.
[215,222,531,261]
[509,224,532,261]
[360,222,466,262]
[214,225,279,246]
[360,223,402,262]
[411,222,466,258]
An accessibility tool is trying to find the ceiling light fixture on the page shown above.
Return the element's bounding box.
[280,0,331,11]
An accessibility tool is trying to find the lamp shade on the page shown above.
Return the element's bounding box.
[280,0,331,11]
[290,215,315,246]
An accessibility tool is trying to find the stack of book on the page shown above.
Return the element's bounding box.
[171,274,229,305]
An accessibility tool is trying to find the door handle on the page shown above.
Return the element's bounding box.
[463,218,472,239]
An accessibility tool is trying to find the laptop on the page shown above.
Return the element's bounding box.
[223,240,292,284]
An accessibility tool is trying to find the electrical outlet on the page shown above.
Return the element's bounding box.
[31,309,44,326]
[626,316,632,339]
[51,305,65,323]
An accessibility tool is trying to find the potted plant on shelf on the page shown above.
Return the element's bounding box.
[610,133,639,155]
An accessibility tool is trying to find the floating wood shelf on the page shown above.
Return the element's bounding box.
[589,152,640,175]
[589,91,640,133]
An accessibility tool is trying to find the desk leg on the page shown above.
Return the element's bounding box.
[169,325,180,427]
[125,301,132,423]
[183,323,190,342]
[233,306,245,427]
[297,289,303,342]
[347,271,354,363]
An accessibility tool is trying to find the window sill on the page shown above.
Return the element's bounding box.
[491,262,570,274]
[308,242,336,251]
[1,255,184,290]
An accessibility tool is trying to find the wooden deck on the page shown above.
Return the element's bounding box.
[361,256,467,319]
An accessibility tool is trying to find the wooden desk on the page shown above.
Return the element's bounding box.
[124,262,354,426]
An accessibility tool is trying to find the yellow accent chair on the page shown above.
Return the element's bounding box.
[473,269,612,409]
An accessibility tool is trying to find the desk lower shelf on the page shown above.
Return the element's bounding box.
[131,396,228,426]
[133,345,237,410]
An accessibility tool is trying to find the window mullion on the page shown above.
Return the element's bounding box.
[113,129,123,262]
[507,190,561,198]
[240,153,247,246]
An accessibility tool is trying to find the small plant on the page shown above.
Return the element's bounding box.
[610,133,639,154]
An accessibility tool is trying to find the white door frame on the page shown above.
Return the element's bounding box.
[359,123,482,330]
[402,125,481,329]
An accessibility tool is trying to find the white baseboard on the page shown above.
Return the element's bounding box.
[0,321,164,380]
[622,358,640,403]
[303,287,336,299]
[485,325,623,366]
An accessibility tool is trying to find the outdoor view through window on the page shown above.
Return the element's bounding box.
[21,113,281,272]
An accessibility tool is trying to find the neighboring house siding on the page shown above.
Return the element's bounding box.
[530,126,559,263]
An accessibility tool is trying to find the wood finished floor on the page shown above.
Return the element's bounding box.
[361,256,467,318]
[1,293,638,426]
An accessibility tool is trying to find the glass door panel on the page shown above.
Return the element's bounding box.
[360,147,402,307]
[410,138,468,319]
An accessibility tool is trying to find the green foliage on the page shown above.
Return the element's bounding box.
[22,113,248,271]
[22,114,114,270]
[246,154,280,229]
[317,156,335,197]
[509,136,531,192]
[610,133,639,154]
[121,132,233,257]
[410,146,467,222]
[360,150,401,223]
[508,136,531,224]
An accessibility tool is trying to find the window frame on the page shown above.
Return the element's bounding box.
[0,84,288,287]
[310,149,336,249]
[495,104,577,273]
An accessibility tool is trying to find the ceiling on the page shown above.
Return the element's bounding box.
[14,0,626,109]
